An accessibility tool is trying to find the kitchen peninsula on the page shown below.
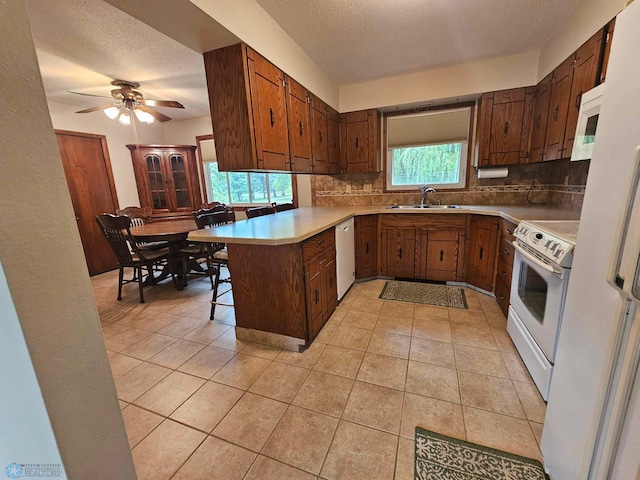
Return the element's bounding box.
[188,205,580,351]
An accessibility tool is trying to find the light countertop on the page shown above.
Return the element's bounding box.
[187,205,581,246]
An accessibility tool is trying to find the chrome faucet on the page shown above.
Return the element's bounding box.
[420,185,436,207]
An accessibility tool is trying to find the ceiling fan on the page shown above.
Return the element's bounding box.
[70,80,184,124]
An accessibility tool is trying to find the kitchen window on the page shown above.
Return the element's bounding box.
[199,137,294,206]
[386,107,471,190]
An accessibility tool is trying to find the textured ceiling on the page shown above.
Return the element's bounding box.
[26,0,215,121]
[254,0,585,85]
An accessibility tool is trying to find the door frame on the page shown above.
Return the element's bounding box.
[54,129,120,212]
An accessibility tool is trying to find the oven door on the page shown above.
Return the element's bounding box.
[510,244,569,362]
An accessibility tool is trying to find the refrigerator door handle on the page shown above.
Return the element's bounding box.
[611,145,640,301]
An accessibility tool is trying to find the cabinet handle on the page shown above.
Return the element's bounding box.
[504,248,511,255]
[503,122,509,135]
[319,239,325,246]
[365,242,369,254]
[502,270,508,277]
[535,115,541,129]
[575,92,583,109]
[506,228,514,235]
[440,250,444,262]
[319,131,323,143]
[553,105,559,121]
[479,247,484,260]
[355,137,359,148]
[399,248,403,259]
[315,289,320,303]
[329,276,333,288]
[299,121,304,136]
[499,293,505,300]
[270,108,275,127]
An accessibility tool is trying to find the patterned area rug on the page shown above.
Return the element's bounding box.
[379,281,467,309]
[415,428,548,480]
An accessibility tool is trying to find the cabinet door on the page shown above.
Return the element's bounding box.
[323,249,337,316]
[529,75,552,163]
[355,216,377,279]
[427,241,458,274]
[345,120,369,172]
[140,151,169,213]
[466,216,499,292]
[163,151,195,213]
[247,48,290,170]
[285,76,312,172]
[384,228,415,278]
[310,94,329,174]
[305,257,324,339]
[564,31,602,155]
[544,56,575,161]
[327,107,341,174]
[488,101,525,165]
[599,19,615,84]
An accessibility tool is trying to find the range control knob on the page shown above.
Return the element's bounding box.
[535,233,543,240]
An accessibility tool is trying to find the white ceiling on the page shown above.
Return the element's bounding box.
[254,0,585,85]
[26,0,221,121]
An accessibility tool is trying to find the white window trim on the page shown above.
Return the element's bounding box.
[385,140,468,191]
[203,162,293,206]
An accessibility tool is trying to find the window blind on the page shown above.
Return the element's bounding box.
[199,139,217,163]
[387,108,471,149]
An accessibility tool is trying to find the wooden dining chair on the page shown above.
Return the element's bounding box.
[246,205,277,219]
[274,202,296,212]
[95,214,174,303]
[194,204,227,216]
[115,206,168,251]
[200,201,222,210]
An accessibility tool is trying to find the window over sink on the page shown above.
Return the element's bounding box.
[199,138,294,206]
[386,107,471,190]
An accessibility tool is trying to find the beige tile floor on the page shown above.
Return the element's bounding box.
[92,269,546,480]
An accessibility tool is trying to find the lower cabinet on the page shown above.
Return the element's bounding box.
[495,219,517,316]
[355,215,378,279]
[303,229,337,341]
[381,227,416,278]
[465,216,500,292]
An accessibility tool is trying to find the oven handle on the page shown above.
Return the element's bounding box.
[513,242,563,276]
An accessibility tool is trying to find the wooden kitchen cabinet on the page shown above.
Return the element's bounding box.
[476,87,535,166]
[341,109,381,173]
[285,76,313,172]
[355,215,378,279]
[544,56,575,161]
[466,216,500,292]
[381,227,416,278]
[310,93,329,174]
[599,19,615,84]
[495,219,517,316]
[529,75,552,163]
[128,145,201,217]
[327,106,341,174]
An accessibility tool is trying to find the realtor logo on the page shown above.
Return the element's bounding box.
[5,464,23,479]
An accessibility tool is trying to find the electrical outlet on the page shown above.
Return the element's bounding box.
[346,184,352,192]
[564,175,569,185]
[364,183,372,192]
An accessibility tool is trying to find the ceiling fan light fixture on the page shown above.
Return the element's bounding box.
[104,106,119,119]
[118,111,131,126]
[134,108,155,124]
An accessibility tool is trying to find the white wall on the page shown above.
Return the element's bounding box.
[0,1,135,477]
[0,262,66,477]
[191,0,339,110]
[537,0,625,81]
[47,101,166,208]
[339,51,539,112]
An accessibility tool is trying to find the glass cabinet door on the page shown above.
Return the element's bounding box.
[145,154,167,210]
[168,154,191,209]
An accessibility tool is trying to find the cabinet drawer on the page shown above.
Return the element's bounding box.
[303,229,335,262]
[501,220,517,242]
[495,276,511,318]
[497,255,513,287]
[499,236,514,265]
[428,229,459,242]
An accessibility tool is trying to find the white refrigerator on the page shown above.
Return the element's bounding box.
[541,1,640,479]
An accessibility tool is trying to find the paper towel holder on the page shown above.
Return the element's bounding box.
[476,166,509,179]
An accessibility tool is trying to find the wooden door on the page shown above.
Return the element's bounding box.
[564,31,602,155]
[489,100,525,165]
[285,76,312,172]
[323,249,337,316]
[426,241,458,273]
[247,48,290,170]
[346,120,369,172]
[305,256,325,340]
[310,94,329,174]
[466,216,499,292]
[327,107,341,174]
[529,75,552,163]
[140,149,170,213]
[384,228,415,278]
[55,131,119,275]
[355,216,377,279]
[544,56,575,161]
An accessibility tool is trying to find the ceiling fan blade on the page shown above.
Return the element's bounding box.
[68,91,114,99]
[140,99,185,109]
[137,105,172,122]
[75,104,115,114]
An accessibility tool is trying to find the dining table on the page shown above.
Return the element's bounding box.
[129,218,204,290]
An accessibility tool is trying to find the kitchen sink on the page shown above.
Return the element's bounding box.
[386,204,462,209]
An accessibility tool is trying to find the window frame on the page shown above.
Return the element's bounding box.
[384,104,474,192]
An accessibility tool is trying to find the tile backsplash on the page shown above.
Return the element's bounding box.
[311,158,589,210]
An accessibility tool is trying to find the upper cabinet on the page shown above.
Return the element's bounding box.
[203,42,344,175]
[341,109,382,173]
[476,87,535,166]
[128,145,201,217]
[476,18,615,166]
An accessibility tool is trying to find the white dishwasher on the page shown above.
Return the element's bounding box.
[335,218,355,300]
